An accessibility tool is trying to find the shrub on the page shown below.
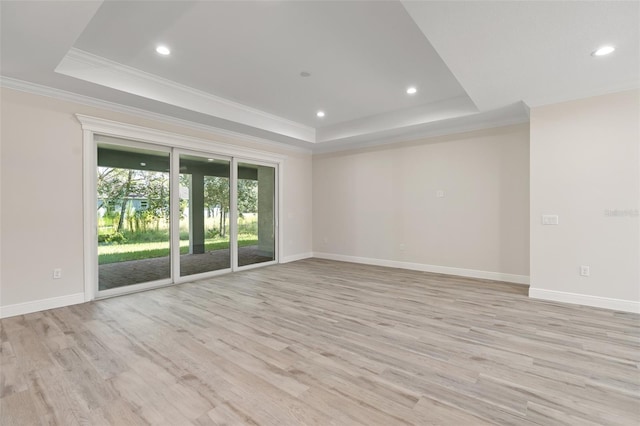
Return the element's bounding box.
[206,228,220,238]
[99,231,127,244]
[122,229,169,243]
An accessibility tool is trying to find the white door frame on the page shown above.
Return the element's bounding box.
[78,114,284,301]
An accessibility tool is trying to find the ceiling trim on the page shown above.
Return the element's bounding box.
[55,48,316,142]
[0,76,312,154]
[1,76,532,155]
[316,95,478,143]
[313,103,530,154]
[522,82,640,109]
[76,114,286,163]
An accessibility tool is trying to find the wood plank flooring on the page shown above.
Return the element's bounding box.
[2,258,639,425]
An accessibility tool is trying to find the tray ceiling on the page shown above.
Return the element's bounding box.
[1,1,637,152]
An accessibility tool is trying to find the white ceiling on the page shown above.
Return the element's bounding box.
[404,1,640,110]
[1,1,638,152]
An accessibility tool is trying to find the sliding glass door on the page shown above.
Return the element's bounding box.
[178,154,231,277]
[97,142,171,291]
[94,138,278,296]
[236,162,277,268]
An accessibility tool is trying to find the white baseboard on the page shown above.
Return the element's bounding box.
[281,252,313,263]
[312,252,530,285]
[529,288,640,314]
[0,293,85,319]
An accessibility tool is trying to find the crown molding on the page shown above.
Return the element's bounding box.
[524,84,640,109]
[2,76,531,157]
[0,76,312,154]
[316,95,478,143]
[312,103,530,154]
[55,48,316,143]
[76,113,287,163]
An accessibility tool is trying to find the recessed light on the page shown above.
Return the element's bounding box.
[156,45,171,55]
[207,158,214,162]
[140,162,146,167]
[592,45,615,56]
[406,87,417,95]
[317,111,325,118]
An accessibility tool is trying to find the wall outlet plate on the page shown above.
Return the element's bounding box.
[580,265,590,276]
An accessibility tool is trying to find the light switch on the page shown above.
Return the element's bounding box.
[541,215,559,225]
[436,190,445,198]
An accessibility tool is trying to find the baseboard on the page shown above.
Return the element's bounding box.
[281,252,313,263]
[529,288,640,314]
[312,252,530,285]
[0,293,85,319]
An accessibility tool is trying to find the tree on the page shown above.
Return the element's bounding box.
[237,179,258,214]
[97,166,169,233]
[140,170,170,230]
[97,167,139,231]
[204,176,230,236]
[97,167,128,213]
[116,169,134,232]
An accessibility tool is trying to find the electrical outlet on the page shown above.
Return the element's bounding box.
[436,190,445,198]
[542,215,559,225]
[580,266,590,277]
[53,268,62,279]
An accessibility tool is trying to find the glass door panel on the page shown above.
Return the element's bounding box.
[179,155,231,276]
[97,143,170,290]
[237,162,276,267]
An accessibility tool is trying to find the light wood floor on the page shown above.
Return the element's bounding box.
[1,259,639,425]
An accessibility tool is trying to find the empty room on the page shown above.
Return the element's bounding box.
[1,1,638,425]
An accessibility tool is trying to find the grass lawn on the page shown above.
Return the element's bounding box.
[99,236,258,264]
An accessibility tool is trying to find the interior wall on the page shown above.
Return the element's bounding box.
[529,89,640,311]
[0,87,312,312]
[312,124,530,282]
[4,85,636,315]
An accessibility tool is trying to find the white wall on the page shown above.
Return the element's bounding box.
[3,85,636,316]
[313,124,530,282]
[1,89,85,313]
[529,89,640,312]
[0,88,312,315]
